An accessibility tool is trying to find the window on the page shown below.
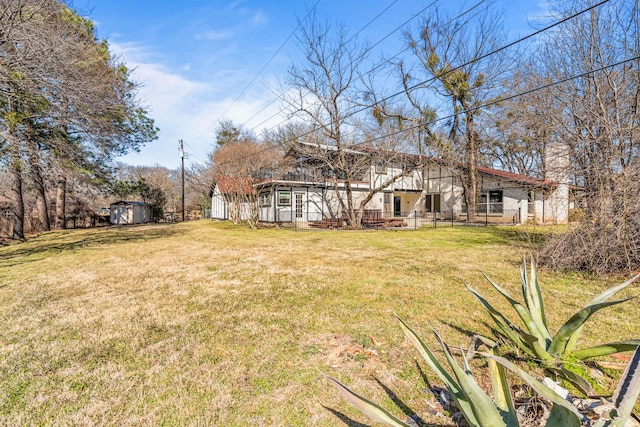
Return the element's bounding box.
[325,169,346,179]
[528,191,535,213]
[384,193,391,205]
[259,192,271,207]
[278,191,291,206]
[489,190,503,213]
[478,194,488,213]
[478,190,503,213]
[375,162,387,174]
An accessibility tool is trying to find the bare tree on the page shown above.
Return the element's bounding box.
[537,0,640,274]
[400,2,512,221]
[283,16,428,227]
[282,16,372,227]
[482,65,557,178]
[210,139,281,228]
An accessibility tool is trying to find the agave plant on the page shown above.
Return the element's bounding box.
[466,259,640,395]
[326,314,583,427]
[326,314,640,427]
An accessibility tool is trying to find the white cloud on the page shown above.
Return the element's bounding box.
[109,41,284,169]
[195,30,234,41]
[252,11,267,25]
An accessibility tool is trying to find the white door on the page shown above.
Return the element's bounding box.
[295,192,306,221]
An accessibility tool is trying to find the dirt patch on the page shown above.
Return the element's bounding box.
[304,333,389,375]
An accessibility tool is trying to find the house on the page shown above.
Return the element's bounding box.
[212,142,571,227]
[211,176,257,221]
[109,201,153,225]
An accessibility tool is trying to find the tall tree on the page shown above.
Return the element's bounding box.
[400,2,512,221]
[283,17,423,227]
[214,118,255,146]
[0,0,158,237]
[283,16,369,227]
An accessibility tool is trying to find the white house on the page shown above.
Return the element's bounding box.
[212,143,571,227]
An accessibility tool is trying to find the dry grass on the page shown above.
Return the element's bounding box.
[0,221,637,426]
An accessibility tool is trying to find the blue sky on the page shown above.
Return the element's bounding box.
[79,0,551,169]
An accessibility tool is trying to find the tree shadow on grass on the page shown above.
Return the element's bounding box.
[324,374,452,427]
[440,321,478,339]
[374,378,428,427]
[323,406,371,427]
[0,223,181,267]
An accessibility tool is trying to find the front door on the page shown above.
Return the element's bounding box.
[295,192,305,221]
[394,196,401,217]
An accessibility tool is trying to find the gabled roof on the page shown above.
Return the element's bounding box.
[279,142,565,189]
[346,144,561,188]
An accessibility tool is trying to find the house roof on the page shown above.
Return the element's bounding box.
[268,142,565,190]
[215,176,257,195]
[478,167,557,188]
[356,145,560,188]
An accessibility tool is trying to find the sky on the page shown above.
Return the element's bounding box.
[77,0,551,170]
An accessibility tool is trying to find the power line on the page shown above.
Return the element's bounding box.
[219,0,321,119]
[213,0,612,170]
[189,1,321,144]
[243,0,445,132]
[224,53,639,173]
[362,54,640,145]
[242,0,408,131]
[244,0,486,135]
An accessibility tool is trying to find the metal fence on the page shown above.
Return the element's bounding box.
[281,208,522,231]
[64,215,111,229]
[0,212,13,238]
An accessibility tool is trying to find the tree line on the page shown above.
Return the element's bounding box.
[0,0,158,238]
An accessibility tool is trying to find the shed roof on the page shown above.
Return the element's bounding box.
[110,200,151,207]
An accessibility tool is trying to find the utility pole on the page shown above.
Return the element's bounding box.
[179,139,185,222]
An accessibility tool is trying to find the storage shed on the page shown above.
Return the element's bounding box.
[109,201,152,225]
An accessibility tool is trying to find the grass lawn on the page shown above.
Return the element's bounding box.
[0,221,637,426]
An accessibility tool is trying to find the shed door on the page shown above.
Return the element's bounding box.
[112,205,128,224]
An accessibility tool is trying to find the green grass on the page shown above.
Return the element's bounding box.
[0,221,637,426]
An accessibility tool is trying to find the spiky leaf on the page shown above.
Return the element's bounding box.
[588,273,640,306]
[434,332,507,427]
[521,259,549,339]
[545,403,582,427]
[546,366,596,397]
[548,297,635,356]
[487,347,518,427]
[570,340,640,360]
[323,373,411,427]
[483,353,583,421]
[394,314,481,427]
[609,345,640,426]
[482,272,553,350]
[465,283,535,357]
